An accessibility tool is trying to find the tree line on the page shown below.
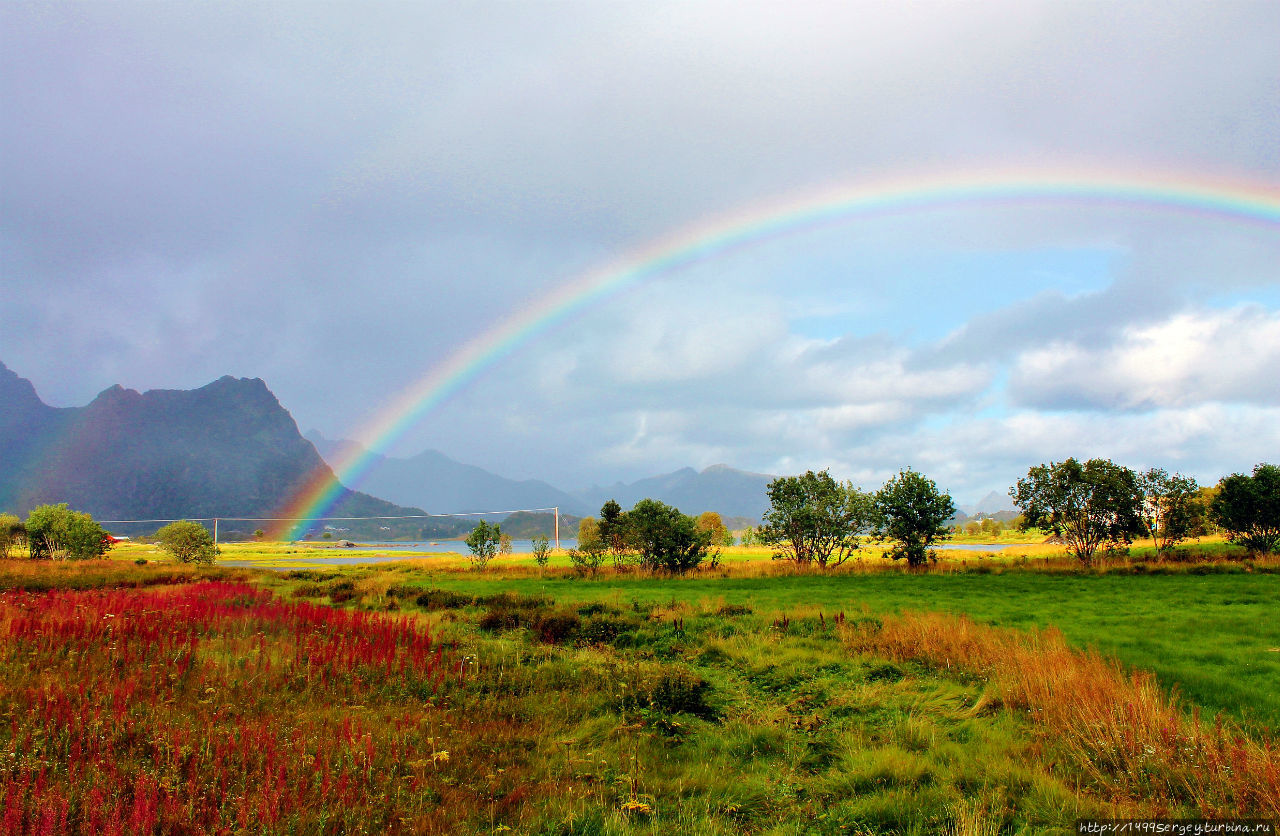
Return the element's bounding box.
[5,461,1276,572]
[1011,459,1279,564]
[0,504,217,564]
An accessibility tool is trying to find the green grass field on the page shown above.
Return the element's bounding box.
[3,548,1277,834]
[253,560,1280,733]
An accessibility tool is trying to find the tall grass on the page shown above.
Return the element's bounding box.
[846,611,1280,817]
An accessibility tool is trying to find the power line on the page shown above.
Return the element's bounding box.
[97,506,564,550]
[96,507,560,524]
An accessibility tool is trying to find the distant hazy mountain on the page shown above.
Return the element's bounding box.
[959,490,1016,517]
[305,431,592,517]
[305,433,776,525]
[0,361,436,538]
[578,464,776,523]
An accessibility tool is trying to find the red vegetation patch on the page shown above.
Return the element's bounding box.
[0,581,452,835]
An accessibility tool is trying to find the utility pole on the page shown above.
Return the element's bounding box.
[213,518,218,548]
[554,507,560,551]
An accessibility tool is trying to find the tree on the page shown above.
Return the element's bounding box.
[531,534,552,570]
[1010,458,1144,564]
[465,520,502,570]
[498,532,514,556]
[577,517,602,551]
[0,513,25,558]
[1136,468,1202,554]
[695,511,735,547]
[570,518,606,577]
[25,504,110,561]
[872,469,955,567]
[156,520,217,564]
[625,498,712,574]
[1210,463,1280,554]
[760,470,873,568]
[597,499,632,569]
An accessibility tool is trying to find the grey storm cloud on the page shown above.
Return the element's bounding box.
[2,1,1278,501]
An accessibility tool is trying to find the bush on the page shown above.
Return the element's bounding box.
[414,588,474,610]
[478,608,526,632]
[327,579,357,604]
[532,613,581,644]
[623,669,717,719]
[155,520,217,564]
[575,614,633,646]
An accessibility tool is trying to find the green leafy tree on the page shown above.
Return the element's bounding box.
[597,499,633,569]
[25,504,110,561]
[1010,458,1144,564]
[1210,463,1280,554]
[872,469,955,567]
[1136,468,1202,554]
[739,526,756,547]
[0,513,25,558]
[626,498,712,574]
[156,520,217,564]
[465,520,502,570]
[760,470,873,568]
[531,534,552,570]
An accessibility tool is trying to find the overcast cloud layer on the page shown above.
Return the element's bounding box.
[3,1,1278,505]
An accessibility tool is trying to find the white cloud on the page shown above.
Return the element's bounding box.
[1010,306,1280,409]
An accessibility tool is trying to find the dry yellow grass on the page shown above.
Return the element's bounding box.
[846,610,1280,818]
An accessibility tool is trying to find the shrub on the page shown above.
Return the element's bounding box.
[647,671,716,718]
[155,520,217,564]
[414,588,474,610]
[532,613,581,644]
[478,608,526,632]
[579,615,635,646]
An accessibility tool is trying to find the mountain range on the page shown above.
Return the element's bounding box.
[0,361,443,539]
[306,431,778,523]
[1,360,1006,535]
[305,431,591,517]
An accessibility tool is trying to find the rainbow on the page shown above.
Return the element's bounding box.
[270,167,1280,539]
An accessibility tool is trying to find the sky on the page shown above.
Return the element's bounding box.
[2,1,1278,506]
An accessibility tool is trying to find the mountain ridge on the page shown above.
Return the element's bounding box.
[0,361,434,538]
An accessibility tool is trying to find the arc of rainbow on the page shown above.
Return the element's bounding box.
[271,168,1280,539]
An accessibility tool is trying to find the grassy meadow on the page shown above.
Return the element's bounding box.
[2,542,1277,834]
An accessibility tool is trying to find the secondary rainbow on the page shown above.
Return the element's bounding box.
[271,167,1280,539]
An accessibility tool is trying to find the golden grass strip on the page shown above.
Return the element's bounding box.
[845,611,1280,818]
